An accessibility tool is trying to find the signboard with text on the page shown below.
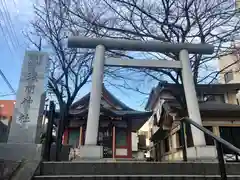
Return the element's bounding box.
[8,51,49,144]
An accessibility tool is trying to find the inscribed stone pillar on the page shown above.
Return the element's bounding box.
[8,51,49,144]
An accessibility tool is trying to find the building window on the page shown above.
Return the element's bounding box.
[176,126,214,147]
[204,126,214,145]
[153,114,158,126]
[164,137,170,152]
[176,130,183,148]
[203,94,225,103]
[186,124,194,147]
[197,94,203,101]
[224,70,233,83]
[150,128,153,137]
[116,128,127,146]
[68,129,80,148]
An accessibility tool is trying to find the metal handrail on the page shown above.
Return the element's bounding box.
[181,117,240,180]
[182,117,240,154]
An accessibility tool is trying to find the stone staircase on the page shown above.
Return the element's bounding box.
[32,161,240,179]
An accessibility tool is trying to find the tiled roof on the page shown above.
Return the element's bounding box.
[70,85,133,111]
[145,82,240,110]
[163,100,240,117]
[166,100,240,112]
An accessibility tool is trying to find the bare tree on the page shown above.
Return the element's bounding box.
[63,0,240,81]
[25,1,94,159]
[58,0,240,105]
[26,0,140,158]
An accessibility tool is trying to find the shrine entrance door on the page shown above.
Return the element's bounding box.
[98,125,113,158]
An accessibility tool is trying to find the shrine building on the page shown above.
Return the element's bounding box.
[61,86,151,158]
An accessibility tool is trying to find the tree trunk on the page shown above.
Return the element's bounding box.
[55,104,67,161]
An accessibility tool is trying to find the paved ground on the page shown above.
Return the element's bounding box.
[0,159,21,180]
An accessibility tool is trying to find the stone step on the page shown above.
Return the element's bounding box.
[33,175,240,180]
[40,162,240,176]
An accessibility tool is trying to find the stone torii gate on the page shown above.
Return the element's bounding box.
[68,37,214,159]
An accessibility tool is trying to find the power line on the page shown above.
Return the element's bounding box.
[0,0,20,97]
[0,69,16,94]
[2,0,20,46]
[0,0,20,49]
[0,93,15,97]
[0,24,15,58]
[0,11,17,52]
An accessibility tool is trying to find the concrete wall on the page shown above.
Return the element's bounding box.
[218,53,240,104]
[138,97,165,150]
[162,150,183,161]
[138,117,152,147]
[218,53,240,84]
[49,144,72,161]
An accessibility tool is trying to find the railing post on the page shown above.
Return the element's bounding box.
[215,140,227,180]
[180,120,187,161]
[56,104,66,161]
[43,101,55,161]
